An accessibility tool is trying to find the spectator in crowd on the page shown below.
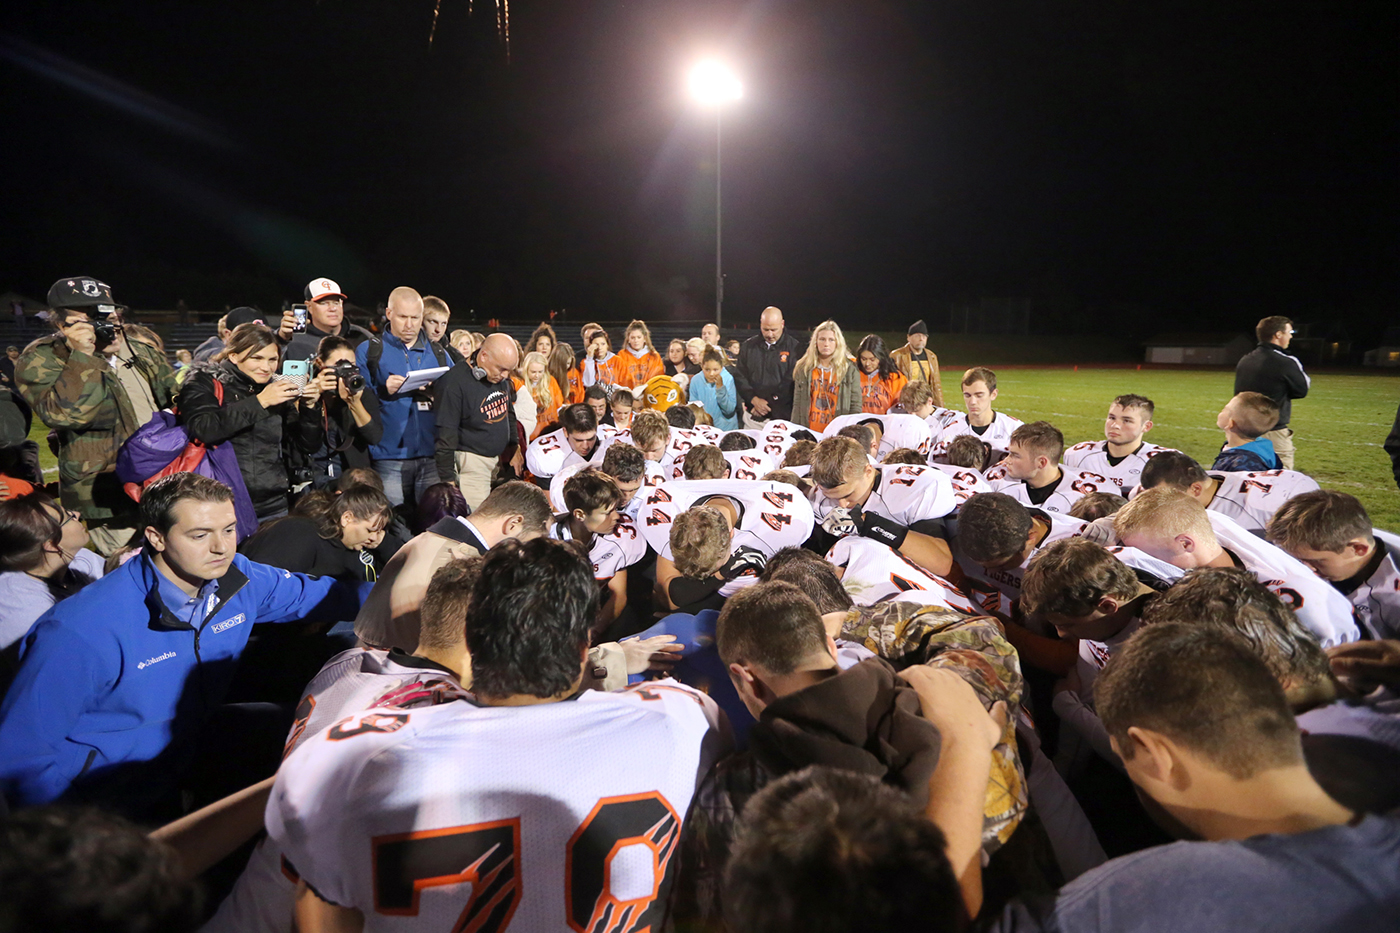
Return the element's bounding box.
[18,277,178,555]
[305,334,383,488]
[614,319,665,390]
[178,323,324,523]
[549,340,583,404]
[890,318,944,405]
[686,335,708,366]
[0,344,19,386]
[355,287,448,509]
[734,305,801,427]
[413,481,469,535]
[173,348,193,373]
[1213,391,1282,471]
[525,321,556,359]
[792,320,862,431]
[610,389,635,430]
[521,350,562,437]
[433,333,522,510]
[0,473,357,818]
[193,313,231,363]
[725,337,742,360]
[0,376,42,490]
[279,278,372,364]
[856,334,908,414]
[688,345,741,431]
[580,327,620,392]
[448,328,474,358]
[1385,402,1400,491]
[121,323,165,355]
[510,345,539,444]
[240,484,393,585]
[0,491,104,652]
[1235,315,1309,469]
[1267,490,1400,639]
[0,807,204,933]
[420,295,457,360]
[702,322,722,347]
[664,338,689,377]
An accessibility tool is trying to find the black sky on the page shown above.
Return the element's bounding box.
[2,1,1395,337]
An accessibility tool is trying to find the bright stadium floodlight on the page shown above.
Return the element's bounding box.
[687,60,743,326]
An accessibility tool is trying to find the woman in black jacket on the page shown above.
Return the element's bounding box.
[178,323,324,522]
[308,335,383,487]
[240,484,392,585]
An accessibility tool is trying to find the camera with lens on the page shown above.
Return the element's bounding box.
[87,305,119,348]
[332,360,365,394]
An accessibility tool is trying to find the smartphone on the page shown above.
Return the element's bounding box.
[281,359,310,378]
[291,304,309,334]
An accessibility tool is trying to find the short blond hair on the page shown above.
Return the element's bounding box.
[629,410,670,452]
[670,506,732,578]
[1226,392,1280,438]
[809,436,868,489]
[1114,486,1216,544]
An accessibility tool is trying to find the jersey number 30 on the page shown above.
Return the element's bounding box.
[372,791,680,933]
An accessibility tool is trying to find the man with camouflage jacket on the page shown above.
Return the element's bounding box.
[17,277,177,555]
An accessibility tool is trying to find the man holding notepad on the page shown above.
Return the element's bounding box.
[355,287,451,508]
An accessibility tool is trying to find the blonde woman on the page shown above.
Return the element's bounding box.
[615,319,664,390]
[791,320,861,431]
[522,351,563,438]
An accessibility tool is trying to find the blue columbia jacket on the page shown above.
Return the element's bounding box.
[0,552,357,810]
[356,331,445,461]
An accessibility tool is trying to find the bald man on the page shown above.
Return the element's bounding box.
[355,287,447,508]
[734,305,802,427]
[433,331,525,509]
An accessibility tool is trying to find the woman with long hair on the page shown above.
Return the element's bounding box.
[855,334,908,414]
[522,351,563,438]
[615,319,664,390]
[549,341,583,405]
[580,327,621,393]
[0,491,104,650]
[178,323,324,522]
[791,320,861,431]
[526,322,558,360]
[241,483,393,584]
[664,339,689,377]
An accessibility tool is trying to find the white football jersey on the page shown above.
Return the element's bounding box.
[988,470,1107,514]
[1062,440,1178,490]
[549,514,649,581]
[638,479,815,563]
[267,682,724,932]
[206,649,467,933]
[1204,469,1321,536]
[925,407,961,433]
[668,449,777,482]
[526,426,612,479]
[951,509,1183,616]
[931,411,1024,458]
[810,463,956,529]
[547,462,645,522]
[750,421,808,464]
[927,463,998,505]
[692,424,724,444]
[827,536,979,614]
[1344,529,1400,640]
[1206,511,1360,648]
[822,413,934,459]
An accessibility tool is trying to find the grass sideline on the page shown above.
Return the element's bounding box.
[22,366,1399,531]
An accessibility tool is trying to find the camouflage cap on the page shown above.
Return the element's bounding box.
[47,276,123,311]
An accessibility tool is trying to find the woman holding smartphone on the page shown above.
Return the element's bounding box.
[178,323,325,523]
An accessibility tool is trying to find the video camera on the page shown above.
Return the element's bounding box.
[332,360,365,394]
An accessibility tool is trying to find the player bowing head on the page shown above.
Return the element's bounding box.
[682,445,729,481]
[1021,538,1157,642]
[1140,450,1320,536]
[810,436,953,523]
[560,468,623,537]
[715,581,842,720]
[953,492,1040,571]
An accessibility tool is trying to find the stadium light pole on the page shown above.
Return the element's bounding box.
[687,60,743,328]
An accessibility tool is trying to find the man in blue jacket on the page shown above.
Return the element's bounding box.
[356,287,450,508]
[0,473,357,818]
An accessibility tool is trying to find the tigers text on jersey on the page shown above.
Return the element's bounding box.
[810,463,957,529]
[1206,510,1360,648]
[668,449,776,482]
[1204,469,1321,535]
[267,682,724,932]
[950,508,1183,616]
[525,425,614,479]
[638,479,815,563]
[549,514,648,581]
[1062,440,1178,490]
[927,463,998,505]
[931,411,1025,458]
[988,469,1115,514]
[1343,530,1400,640]
[205,649,467,933]
[822,413,934,459]
[827,536,979,613]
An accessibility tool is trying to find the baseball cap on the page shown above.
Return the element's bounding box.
[47,276,123,312]
[304,278,347,302]
[225,307,268,329]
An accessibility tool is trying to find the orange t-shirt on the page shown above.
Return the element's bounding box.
[566,367,585,404]
[860,370,908,414]
[532,378,565,438]
[807,366,842,432]
[614,350,664,389]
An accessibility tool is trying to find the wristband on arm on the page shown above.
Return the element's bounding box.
[855,507,909,551]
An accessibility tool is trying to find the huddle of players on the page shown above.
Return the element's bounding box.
[204,369,1398,932]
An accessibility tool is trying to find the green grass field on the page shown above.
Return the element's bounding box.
[23,366,1400,530]
[979,368,1400,532]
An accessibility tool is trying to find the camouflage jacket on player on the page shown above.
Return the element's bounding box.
[15,333,177,520]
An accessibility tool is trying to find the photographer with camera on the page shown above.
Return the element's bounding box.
[306,335,383,486]
[16,277,178,555]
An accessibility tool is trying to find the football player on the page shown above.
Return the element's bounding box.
[926,434,998,505]
[670,444,777,481]
[1062,394,1178,490]
[896,380,960,435]
[1114,487,1359,647]
[825,536,979,613]
[549,468,648,631]
[1138,450,1319,536]
[550,441,648,519]
[987,421,1102,513]
[525,402,612,480]
[611,409,673,485]
[929,367,1023,459]
[823,412,934,460]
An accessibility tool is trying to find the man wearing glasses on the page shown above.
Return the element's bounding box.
[1233,316,1310,470]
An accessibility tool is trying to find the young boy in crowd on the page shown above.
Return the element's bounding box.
[1213,391,1282,471]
